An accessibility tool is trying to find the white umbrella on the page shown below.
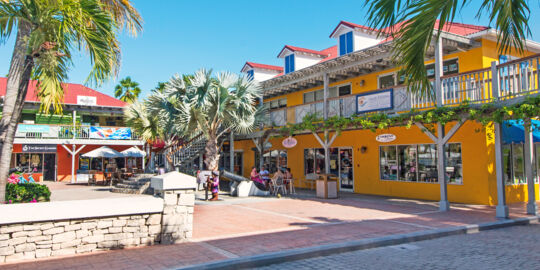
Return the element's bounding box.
[81,146,123,158]
[121,146,147,157]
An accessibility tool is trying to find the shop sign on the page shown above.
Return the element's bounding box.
[282,137,297,148]
[22,144,56,153]
[356,89,394,113]
[16,124,50,133]
[376,134,396,143]
[77,95,97,106]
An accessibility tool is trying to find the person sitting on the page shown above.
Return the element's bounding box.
[259,166,271,189]
[284,167,293,180]
[250,167,263,184]
[270,168,285,192]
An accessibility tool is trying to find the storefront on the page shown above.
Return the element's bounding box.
[10,144,57,181]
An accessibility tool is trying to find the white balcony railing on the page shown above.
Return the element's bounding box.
[266,54,540,127]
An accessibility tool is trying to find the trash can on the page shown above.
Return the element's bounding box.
[316,174,338,199]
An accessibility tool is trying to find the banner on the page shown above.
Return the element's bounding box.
[356,89,394,113]
[16,124,59,138]
[89,127,132,140]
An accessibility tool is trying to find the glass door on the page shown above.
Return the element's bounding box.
[43,154,56,181]
[339,148,354,191]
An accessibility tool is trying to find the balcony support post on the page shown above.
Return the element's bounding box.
[61,144,86,184]
[229,132,234,173]
[494,122,509,218]
[524,119,538,215]
[72,110,76,139]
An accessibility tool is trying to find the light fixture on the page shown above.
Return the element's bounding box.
[360,146,367,153]
[358,80,365,87]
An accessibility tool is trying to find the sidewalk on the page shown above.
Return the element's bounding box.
[1,192,537,270]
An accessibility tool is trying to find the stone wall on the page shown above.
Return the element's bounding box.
[0,213,163,263]
[0,180,196,264]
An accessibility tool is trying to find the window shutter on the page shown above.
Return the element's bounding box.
[339,34,346,56]
[346,32,353,53]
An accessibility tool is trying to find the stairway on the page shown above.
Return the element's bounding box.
[167,131,227,175]
[111,174,155,194]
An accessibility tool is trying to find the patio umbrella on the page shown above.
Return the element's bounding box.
[121,146,147,157]
[81,146,123,158]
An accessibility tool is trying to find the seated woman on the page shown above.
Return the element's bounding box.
[250,167,263,183]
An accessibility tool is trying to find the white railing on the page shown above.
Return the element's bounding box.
[266,54,540,126]
[15,124,140,140]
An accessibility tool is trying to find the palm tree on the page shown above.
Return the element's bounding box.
[166,69,265,171]
[364,0,531,96]
[0,0,142,199]
[115,76,141,103]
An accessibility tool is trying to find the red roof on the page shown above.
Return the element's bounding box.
[318,46,338,63]
[331,20,488,39]
[0,77,127,108]
[278,45,331,58]
[245,62,283,72]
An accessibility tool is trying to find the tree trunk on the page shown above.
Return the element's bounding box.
[0,21,34,202]
[204,136,220,171]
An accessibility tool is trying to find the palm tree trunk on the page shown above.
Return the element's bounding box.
[0,21,34,201]
[204,135,220,171]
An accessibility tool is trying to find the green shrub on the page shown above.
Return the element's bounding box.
[5,183,51,203]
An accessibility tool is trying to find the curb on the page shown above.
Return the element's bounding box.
[177,215,539,270]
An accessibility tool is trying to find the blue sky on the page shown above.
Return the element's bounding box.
[1,0,539,98]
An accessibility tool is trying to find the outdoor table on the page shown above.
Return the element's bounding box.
[316,174,338,199]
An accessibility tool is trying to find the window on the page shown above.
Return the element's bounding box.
[266,98,287,109]
[339,31,353,56]
[503,143,539,185]
[303,90,323,103]
[338,85,351,96]
[379,143,463,184]
[255,150,287,173]
[247,70,254,80]
[285,54,295,74]
[304,148,326,175]
[425,59,459,78]
[378,74,395,89]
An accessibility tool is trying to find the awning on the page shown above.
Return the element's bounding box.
[121,146,147,157]
[81,146,123,158]
[502,120,540,144]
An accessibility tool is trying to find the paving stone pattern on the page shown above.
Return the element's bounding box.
[256,224,540,270]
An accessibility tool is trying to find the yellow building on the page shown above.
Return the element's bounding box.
[232,20,540,213]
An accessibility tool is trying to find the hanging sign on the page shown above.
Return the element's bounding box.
[282,137,297,148]
[357,89,394,113]
[376,134,396,143]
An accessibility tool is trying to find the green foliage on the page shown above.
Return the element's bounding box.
[364,0,532,97]
[115,76,141,103]
[5,183,51,203]
[279,95,540,135]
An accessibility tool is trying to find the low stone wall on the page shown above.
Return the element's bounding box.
[0,185,196,263]
[0,213,162,262]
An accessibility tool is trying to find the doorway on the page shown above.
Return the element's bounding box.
[329,148,354,191]
[43,154,56,181]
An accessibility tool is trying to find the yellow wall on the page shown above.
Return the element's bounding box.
[251,38,539,205]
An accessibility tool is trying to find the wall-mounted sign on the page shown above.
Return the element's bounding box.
[376,134,396,143]
[282,137,297,148]
[77,96,97,106]
[90,127,132,140]
[356,89,394,113]
[22,144,56,153]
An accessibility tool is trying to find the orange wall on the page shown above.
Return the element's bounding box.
[12,144,134,182]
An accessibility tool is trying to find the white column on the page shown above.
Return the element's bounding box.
[436,123,449,211]
[323,73,330,174]
[229,132,234,172]
[72,110,77,139]
[434,35,443,107]
[524,120,538,215]
[199,152,203,170]
[71,144,76,183]
[494,122,509,218]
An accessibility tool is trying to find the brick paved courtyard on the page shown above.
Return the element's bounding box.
[256,224,540,270]
[1,191,538,270]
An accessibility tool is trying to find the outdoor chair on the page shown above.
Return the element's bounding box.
[284,178,295,194]
[303,173,317,190]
